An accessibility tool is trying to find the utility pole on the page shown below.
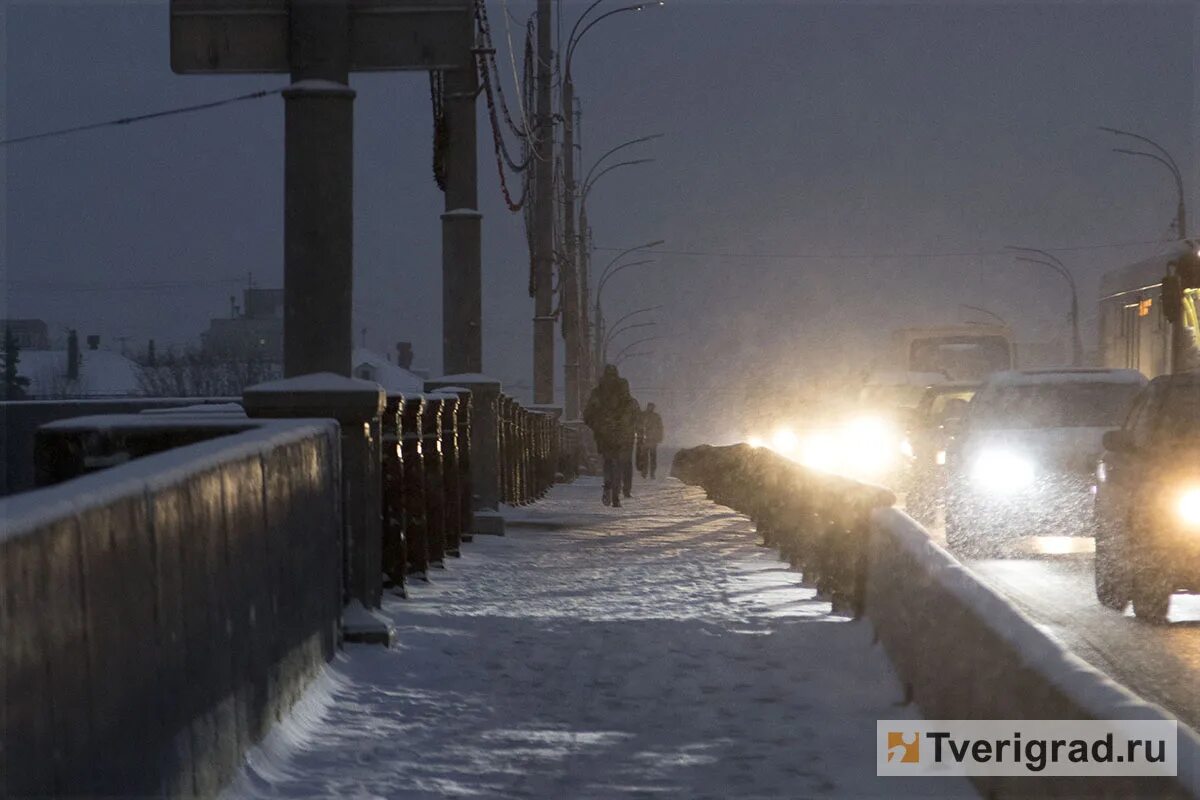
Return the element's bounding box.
[1006,246,1083,367]
[560,76,581,418]
[532,0,555,404]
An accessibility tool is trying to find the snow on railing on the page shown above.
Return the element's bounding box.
[671,443,895,615]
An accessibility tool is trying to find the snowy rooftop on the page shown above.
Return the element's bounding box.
[351,348,425,394]
[16,349,142,399]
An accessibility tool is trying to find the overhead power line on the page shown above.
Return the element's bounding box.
[0,88,285,147]
[592,237,1180,261]
[5,277,248,293]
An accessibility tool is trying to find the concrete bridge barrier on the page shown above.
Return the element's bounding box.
[2,419,341,798]
[672,444,1200,799]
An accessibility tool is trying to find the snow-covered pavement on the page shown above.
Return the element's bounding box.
[225,477,973,799]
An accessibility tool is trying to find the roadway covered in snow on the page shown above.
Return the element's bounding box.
[224,478,971,799]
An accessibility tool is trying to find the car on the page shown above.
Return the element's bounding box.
[903,381,979,524]
[1093,371,1200,621]
[943,369,1147,556]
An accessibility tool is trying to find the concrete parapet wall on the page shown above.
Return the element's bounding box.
[1,398,238,496]
[868,508,1200,799]
[0,419,341,798]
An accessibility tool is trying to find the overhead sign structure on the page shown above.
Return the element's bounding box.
[170,0,473,74]
[169,0,481,611]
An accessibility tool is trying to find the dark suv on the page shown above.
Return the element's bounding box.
[1094,371,1200,622]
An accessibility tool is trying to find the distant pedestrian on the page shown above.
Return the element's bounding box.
[584,365,637,507]
[620,383,640,499]
[640,403,664,479]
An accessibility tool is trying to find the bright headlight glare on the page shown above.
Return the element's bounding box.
[747,435,765,449]
[845,415,893,445]
[971,450,1036,493]
[771,427,799,456]
[799,432,839,472]
[1178,488,1200,527]
[899,437,915,459]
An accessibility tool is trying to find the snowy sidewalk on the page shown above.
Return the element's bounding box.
[226,478,972,799]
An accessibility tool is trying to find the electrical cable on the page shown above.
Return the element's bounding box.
[0,88,284,147]
[591,238,1180,261]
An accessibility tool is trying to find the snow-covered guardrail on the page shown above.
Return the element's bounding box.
[672,444,893,614]
[1,419,341,799]
[870,508,1200,799]
[673,444,1200,798]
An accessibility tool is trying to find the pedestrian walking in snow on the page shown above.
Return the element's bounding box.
[620,384,640,499]
[640,403,664,479]
[584,365,638,507]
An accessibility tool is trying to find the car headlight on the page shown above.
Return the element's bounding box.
[771,427,799,457]
[746,435,765,449]
[899,437,915,459]
[799,431,839,472]
[1177,487,1200,528]
[970,449,1036,493]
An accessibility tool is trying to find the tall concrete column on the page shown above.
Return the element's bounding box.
[442,51,482,375]
[283,0,354,378]
[532,0,555,404]
[560,77,581,419]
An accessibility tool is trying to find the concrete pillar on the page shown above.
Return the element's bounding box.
[282,0,354,377]
[428,384,474,543]
[243,373,390,643]
[442,53,483,375]
[282,81,356,377]
[529,404,562,491]
[427,375,504,535]
[532,0,555,404]
[442,210,483,374]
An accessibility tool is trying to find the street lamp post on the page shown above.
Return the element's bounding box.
[611,335,663,365]
[577,150,657,388]
[959,304,1010,327]
[1005,246,1082,367]
[593,258,656,370]
[559,1,661,419]
[614,350,652,366]
[1100,126,1187,238]
[604,320,657,362]
[592,239,662,370]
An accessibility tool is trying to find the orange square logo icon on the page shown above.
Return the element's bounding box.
[887,731,920,763]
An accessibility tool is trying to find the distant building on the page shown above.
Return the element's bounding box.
[1,319,50,350]
[201,288,283,361]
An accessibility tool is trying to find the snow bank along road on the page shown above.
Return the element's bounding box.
[918,512,1200,732]
[225,478,973,799]
[968,554,1200,732]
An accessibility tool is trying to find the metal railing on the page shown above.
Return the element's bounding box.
[672,443,895,616]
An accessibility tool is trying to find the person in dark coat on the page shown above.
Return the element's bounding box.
[583,365,636,506]
[619,384,641,499]
[640,402,664,479]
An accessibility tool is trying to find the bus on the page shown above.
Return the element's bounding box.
[891,325,1014,382]
[1099,244,1200,378]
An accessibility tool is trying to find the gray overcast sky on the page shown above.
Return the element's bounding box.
[3,0,1197,428]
